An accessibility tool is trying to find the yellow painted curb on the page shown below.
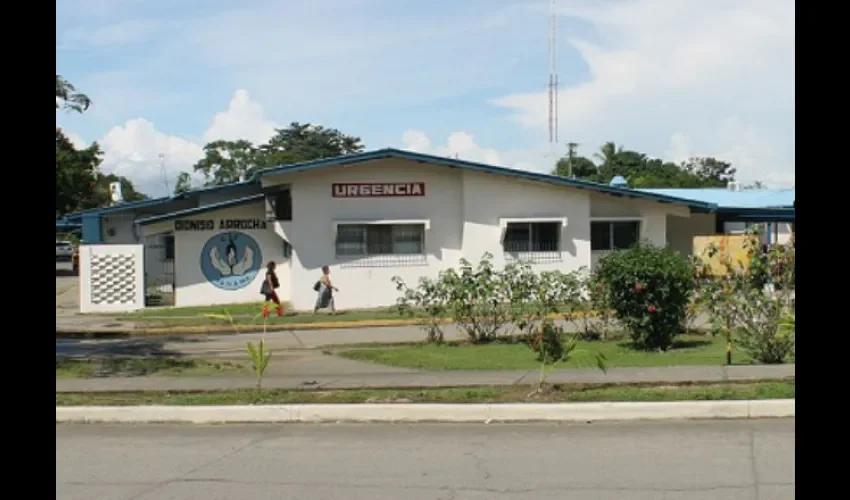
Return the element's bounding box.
[57,311,603,337]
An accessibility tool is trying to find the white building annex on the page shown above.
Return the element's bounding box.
[59,149,795,311]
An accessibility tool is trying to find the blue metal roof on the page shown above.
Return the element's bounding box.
[55,220,82,230]
[637,188,794,209]
[135,194,265,226]
[61,180,259,222]
[62,196,174,221]
[253,148,718,210]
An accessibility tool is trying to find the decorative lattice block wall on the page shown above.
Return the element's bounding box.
[89,253,137,304]
[79,244,145,313]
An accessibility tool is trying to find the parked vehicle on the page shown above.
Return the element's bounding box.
[56,241,74,262]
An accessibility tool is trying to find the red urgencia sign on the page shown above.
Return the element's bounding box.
[332,182,426,198]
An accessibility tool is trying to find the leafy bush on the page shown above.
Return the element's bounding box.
[442,254,514,342]
[569,269,618,341]
[594,243,694,350]
[393,256,586,344]
[392,275,449,343]
[528,319,566,363]
[698,234,795,364]
[506,264,583,339]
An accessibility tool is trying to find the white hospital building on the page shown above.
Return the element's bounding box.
[59,149,795,313]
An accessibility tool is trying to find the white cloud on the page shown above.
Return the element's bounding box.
[402,130,503,165]
[97,118,204,197]
[202,89,278,144]
[401,130,551,174]
[491,0,794,187]
[72,89,280,197]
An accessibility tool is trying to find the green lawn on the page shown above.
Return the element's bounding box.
[56,358,247,379]
[121,303,411,326]
[339,335,750,371]
[55,380,793,406]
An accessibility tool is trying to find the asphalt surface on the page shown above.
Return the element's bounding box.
[56,419,794,500]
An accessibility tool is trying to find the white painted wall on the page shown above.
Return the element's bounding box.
[169,202,288,307]
[278,160,465,310]
[588,193,687,268]
[263,160,637,310]
[459,171,591,272]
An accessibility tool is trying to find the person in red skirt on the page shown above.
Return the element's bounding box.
[260,261,284,317]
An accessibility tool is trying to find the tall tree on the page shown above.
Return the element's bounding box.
[255,122,364,168]
[56,75,91,113]
[680,157,736,187]
[193,140,258,186]
[594,141,623,166]
[551,142,598,179]
[193,122,365,186]
[174,172,194,194]
[55,128,103,216]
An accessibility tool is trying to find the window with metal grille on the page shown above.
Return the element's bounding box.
[163,234,175,260]
[503,222,561,263]
[590,220,640,251]
[335,224,425,257]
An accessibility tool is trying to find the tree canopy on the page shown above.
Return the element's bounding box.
[550,141,739,188]
[187,122,365,187]
[55,76,148,217]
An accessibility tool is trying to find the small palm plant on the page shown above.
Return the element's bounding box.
[528,320,607,398]
[246,339,272,395]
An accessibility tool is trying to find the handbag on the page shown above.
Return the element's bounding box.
[260,280,271,295]
[313,281,321,292]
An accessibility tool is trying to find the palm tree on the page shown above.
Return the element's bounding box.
[594,141,622,166]
[56,75,92,113]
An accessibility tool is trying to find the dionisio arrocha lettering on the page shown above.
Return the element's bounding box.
[175,219,268,231]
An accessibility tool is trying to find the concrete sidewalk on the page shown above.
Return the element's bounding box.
[55,363,794,393]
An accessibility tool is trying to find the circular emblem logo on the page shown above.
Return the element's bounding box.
[200,232,263,291]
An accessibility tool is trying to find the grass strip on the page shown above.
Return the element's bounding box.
[338,335,751,371]
[56,379,793,406]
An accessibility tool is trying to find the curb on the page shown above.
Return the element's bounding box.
[56,311,602,337]
[56,399,794,424]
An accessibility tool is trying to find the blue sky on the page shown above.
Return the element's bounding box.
[56,0,795,197]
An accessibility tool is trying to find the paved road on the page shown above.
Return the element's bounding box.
[56,419,794,499]
[56,262,79,310]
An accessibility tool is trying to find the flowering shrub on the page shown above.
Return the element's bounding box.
[594,243,694,350]
[699,233,795,364]
[393,255,586,344]
[392,275,449,343]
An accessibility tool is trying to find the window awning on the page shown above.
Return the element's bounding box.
[332,219,432,233]
[498,217,568,230]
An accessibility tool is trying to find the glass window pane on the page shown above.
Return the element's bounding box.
[612,221,640,249]
[336,225,366,255]
[392,224,424,254]
[531,222,559,252]
[366,225,393,254]
[503,223,531,252]
[590,222,611,251]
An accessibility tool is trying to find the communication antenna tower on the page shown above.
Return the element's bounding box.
[159,154,170,194]
[548,0,559,152]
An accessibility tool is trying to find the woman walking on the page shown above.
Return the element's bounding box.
[313,265,339,314]
[260,261,284,317]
